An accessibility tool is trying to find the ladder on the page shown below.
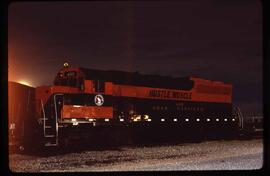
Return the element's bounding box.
[41,94,63,147]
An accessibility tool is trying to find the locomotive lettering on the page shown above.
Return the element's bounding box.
[149,89,192,100]
[172,91,192,100]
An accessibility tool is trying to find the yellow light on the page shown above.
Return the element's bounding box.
[63,62,69,68]
[132,115,141,122]
[17,80,31,87]
[144,115,149,120]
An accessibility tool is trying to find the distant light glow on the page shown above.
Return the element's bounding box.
[17,80,32,87]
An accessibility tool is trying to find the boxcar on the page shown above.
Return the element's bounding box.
[8,82,36,151]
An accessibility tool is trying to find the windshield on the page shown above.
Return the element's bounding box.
[54,71,78,87]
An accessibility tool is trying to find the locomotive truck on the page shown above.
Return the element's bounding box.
[9,63,258,151]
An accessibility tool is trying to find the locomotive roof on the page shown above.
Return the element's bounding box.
[79,67,194,90]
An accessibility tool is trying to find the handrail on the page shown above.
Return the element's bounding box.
[40,99,46,136]
[53,94,63,146]
[234,106,244,130]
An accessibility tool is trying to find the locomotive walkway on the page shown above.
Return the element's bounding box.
[9,139,263,172]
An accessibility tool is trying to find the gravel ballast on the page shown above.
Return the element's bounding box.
[9,139,263,172]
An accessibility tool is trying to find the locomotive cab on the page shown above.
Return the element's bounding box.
[36,63,114,127]
[53,66,85,90]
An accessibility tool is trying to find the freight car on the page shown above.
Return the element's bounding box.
[32,63,239,147]
[8,82,36,151]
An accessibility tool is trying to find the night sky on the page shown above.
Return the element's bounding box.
[8,1,262,113]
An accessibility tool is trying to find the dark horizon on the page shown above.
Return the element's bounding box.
[8,1,262,113]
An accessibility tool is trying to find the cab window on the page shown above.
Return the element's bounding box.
[54,71,79,88]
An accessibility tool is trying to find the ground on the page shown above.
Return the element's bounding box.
[9,139,263,172]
